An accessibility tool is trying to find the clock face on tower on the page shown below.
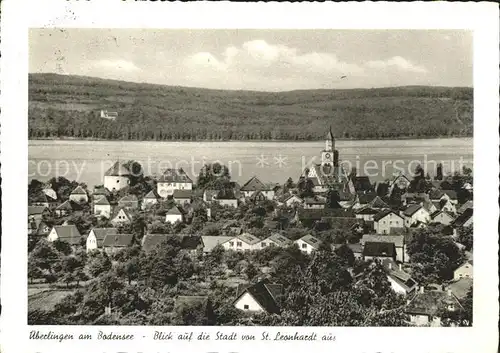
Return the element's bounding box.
[325,153,331,159]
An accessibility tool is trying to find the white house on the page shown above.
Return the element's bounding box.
[93,196,111,218]
[42,187,57,200]
[47,225,81,246]
[142,190,158,209]
[454,260,473,280]
[223,233,261,251]
[100,110,118,120]
[165,206,183,224]
[373,210,404,234]
[256,233,293,250]
[156,168,193,198]
[402,204,430,227]
[295,234,321,254]
[69,185,88,203]
[280,194,303,208]
[382,259,418,295]
[86,227,117,252]
[201,236,233,254]
[240,176,274,200]
[430,210,455,226]
[110,208,133,226]
[104,161,131,192]
[233,279,282,314]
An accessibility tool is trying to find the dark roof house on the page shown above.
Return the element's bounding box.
[234,279,283,314]
[51,225,82,245]
[104,161,130,176]
[362,241,396,259]
[240,176,269,192]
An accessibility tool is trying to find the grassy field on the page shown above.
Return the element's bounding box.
[28,73,473,141]
[28,288,74,311]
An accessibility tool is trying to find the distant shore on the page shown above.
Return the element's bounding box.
[28,135,473,144]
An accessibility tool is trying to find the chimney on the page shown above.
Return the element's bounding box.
[420,286,425,294]
[447,289,452,297]
[388,263,392,270]
[398,263,402,271]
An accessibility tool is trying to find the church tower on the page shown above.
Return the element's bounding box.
[321,126,335,166]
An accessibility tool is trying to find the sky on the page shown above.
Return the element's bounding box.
[29,29,473,91]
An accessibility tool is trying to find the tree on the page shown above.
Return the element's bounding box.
[436,163,443,181]
[123,160,144,186]
[297,176,314,198]
[86,250,112,278]
[244,263,258,281]
[326,186,342,208]
[334,244,355,267]
[29,239,61,278]
[406,228,465,283]
[196,163,231,190]
[456,225,473,251]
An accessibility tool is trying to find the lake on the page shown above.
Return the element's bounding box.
[28,138,473,188]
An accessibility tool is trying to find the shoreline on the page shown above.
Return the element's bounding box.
[28,135,473,144]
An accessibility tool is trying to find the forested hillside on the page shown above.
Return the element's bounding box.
[28,73,473,141]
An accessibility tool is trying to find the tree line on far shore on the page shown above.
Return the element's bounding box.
[28,73,473,141]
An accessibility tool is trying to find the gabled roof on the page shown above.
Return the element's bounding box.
[157,168,193,183]
[362,241,395,258]
[361,234,404,247]
[357,192,377,205]
[56,200,73,211]
[428,189,444,200]
[382,259,418,292]
[266,233,293,247]
[33,193,57,203]
[94,195,110,206]
[71,185,87,195]
[370,196,390,209]
[104,161,130,176]
[89,228,117,247]
[234,279,283,314]
[52,225,81,245]
[102,233,133,247]
[143,190,157,199]
[173,189,193,199]
[119,194,138,203]
[166,206,183,216]
[406,290,462,316]
[430,210,455,220]
[457,200,473,214]
[297,234,321,249]
[355,207,380,215]
[403,204,423,217]
[283,194,302,203]
[298,207,355,221]
[389,173,410,186]
[240,176,269,192]
[237,232,261,245]
[332,243,363,254]
[28,205,48,216]
[112,207,133,221]
[201,236,233,252]
[310,163,349,186]
[452,208,473,227]
[373,209,402,222]
[447,278,473,301]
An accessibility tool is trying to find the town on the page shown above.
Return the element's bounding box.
[27,130,473,327]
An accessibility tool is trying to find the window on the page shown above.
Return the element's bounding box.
[261,242,266,247]
[390,221,392,225]
[229,242,234,246]
[244,305,249,310]
[302,243,307,249]
[383,221,386,224]
[237,242,242,247]
[116,180,119,183]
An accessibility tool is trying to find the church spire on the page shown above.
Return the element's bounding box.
[325,125,335,152]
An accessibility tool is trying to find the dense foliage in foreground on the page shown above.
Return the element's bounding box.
[29,74,473,141]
